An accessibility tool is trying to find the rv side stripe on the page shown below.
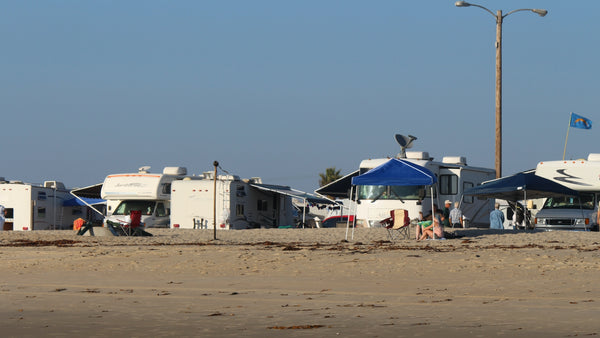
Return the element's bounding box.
[107,174,162,178]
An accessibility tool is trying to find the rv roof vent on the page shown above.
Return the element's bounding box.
[406,151,429,160]
[203,171,214,180]
[442,156,467,165]
[44,181,66,189]
[249,177,262,184]
[163,167,187,176]
[138,166,151,173]
[587,154,600,162]
[217,174,238,181]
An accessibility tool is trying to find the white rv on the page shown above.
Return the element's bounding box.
[0,179,86,231]
[354,152,496,228]
[101,166,188,228]
[170,174,296,230]
[534,154,600,231]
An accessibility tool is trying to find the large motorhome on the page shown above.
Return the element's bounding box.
[534,154,600,231]
[353,152,496,228]
[0,179,87,231]
[101,166,189,228]
[170,174,296,230]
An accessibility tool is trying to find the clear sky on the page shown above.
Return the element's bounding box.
[1,1,598,193]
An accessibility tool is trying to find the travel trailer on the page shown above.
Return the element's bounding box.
[170,174,297,230]
[352,152,496,228]
[0,179,89,231]
[101,166,189,228]
[534,154,600,231]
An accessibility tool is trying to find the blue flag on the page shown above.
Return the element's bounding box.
[570,113,592,130]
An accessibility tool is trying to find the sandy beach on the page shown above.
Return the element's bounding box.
[1,227,599,337]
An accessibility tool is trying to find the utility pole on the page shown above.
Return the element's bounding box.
[213,161,218,240]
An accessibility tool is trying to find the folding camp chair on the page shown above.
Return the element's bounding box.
[380,209,410,241]
[120,210,142,236]
[105,210,152,236]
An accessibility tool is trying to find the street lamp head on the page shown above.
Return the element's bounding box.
[455,1,471,7]
[532,9,548,17]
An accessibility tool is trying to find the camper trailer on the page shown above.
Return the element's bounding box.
[0,179,87,231]
[170,174,296,230]
[101,166,188,228]
[534,154,600,231]
[353,152,496,228]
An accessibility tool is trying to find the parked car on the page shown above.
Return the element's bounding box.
[321,215,355,228]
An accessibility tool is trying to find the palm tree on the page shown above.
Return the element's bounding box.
[319,167,342,187]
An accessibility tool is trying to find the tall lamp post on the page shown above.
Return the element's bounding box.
[455,1,547,178]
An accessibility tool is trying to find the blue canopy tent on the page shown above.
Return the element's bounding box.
[349,158,438,239]
[464,171,579,229]
[463,171,578,201]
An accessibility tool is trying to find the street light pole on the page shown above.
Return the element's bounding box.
[455,1,547,178]
[495,10,502,179]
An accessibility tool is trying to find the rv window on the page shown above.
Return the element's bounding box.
[463,182,474,204]
[358,185,425,200]
[37,207,46,218]
[257,200,268,211]
[236,204,244,216]
[236,186,246,197]
[388,186,425,200]
[358,185,385,200]
[156,203,167,217]
[162,183,171,195]
[38,191,47,201]
[439,175,458,195]
[4,208,13,219]
[425,185,437,198]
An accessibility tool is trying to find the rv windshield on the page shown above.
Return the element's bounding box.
[542,193,595,210]
[358,185,425,200]
[113,200,156,216]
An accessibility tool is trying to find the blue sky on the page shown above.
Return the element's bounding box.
[1,1,598,192]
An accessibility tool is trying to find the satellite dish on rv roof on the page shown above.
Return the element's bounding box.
[138,166,151,173]
[394,134,417,158]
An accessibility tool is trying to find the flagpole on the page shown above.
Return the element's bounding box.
[563,113,572,161]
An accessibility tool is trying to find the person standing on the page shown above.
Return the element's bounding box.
[489,202,505,229]
[441,200,452,228]
[449,201,463,228]
[0,205,5,231]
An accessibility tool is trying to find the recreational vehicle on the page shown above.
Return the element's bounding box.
[353,152,496,228]
[170,174,296,230]
[0,179,88,231]
[534,154,600,231]
[101,166,188,228]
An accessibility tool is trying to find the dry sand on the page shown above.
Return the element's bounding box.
[1,227,599,337]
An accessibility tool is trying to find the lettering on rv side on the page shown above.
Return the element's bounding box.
[114,183,145,188]
[553,169,592,186]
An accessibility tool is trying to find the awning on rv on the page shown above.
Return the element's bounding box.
[69,183,105,217]
[63,197,106,207]
[249,183,335,205]
[71,183,103,199]
[314,170,359,199]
